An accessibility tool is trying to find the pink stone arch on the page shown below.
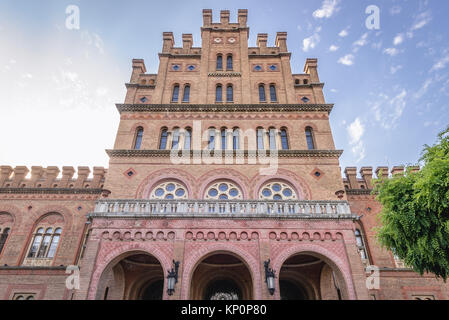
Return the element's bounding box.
[135,168,196,199]
[272,243,356,300]
[197,168,250,199]
[181,243,262,299]
[87,243,172,300]
[251,168,312,200]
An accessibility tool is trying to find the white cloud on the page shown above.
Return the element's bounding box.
[414,78,433,99]
[353,33,369,52]
[302,33,320,52]
[430,53,449,72]
[338,28,349,37]
[313,0,340,19]
[411,10,432,31]
[329,45,339,52]
[347,118,366,162]
[390,65,403,74]
[393,33,404,46]
[383,48,400,56]
[370,89,407,129]
[338,54,354,66]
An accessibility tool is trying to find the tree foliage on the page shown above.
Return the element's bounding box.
[373,126,449,280]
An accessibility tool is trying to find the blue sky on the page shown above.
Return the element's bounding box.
[0,0,448,176]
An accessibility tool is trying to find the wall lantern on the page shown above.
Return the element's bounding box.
[167,260,180,296]
[264,259,276,295]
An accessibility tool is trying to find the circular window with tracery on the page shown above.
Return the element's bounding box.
[205,181,243,200]
[150,181,188,200]
[259,181,297,200]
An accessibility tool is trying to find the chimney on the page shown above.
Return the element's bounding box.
[60,166,75,188]
[42,166,60,188]
[11,166,29,188]
[220,10,230,25]
[275,32,288,52]
[182,34,193,51]
[91,167,106,188]
[304,58,319,83]
[29,166,44,187]
[75,167,91,188]
[257,33,268,48]
[203,9,212,26]
[359,167,373,189]
[0,166,13,187]
[344,167,358,189]
[238,9,248,26]
[162,32,174,53]
[130,59,146,84]
[375,166,389,180]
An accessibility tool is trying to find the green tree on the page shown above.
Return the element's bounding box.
[373,126,449,280]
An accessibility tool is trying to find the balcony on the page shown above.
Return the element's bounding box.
[89,199,357,220]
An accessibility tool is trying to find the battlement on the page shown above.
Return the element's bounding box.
[342,166,420,190]
[0,166,107,189]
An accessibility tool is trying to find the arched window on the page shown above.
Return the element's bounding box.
[305,127,315,150]
[226,85,233,102]
[280,128,289,150]
[27,227,62,259]
[150,181,188,200]
[172,84,180,102]
[182,84,190,102]
[216,55,223,70]
[205,181,243,200]
[269,84,277,102]
[355,229,367,260]
[233,128,240,150]
[208,128,216,150]
[221,128,227,150]
[216,85,223,102]
[269,128,276,150]
[134,127,144,150]
[184,127,192,150]
[171,128,180,150]
[226,55,233,70]
[159,128,168,150]
[259,84,266,102]
[0,228,10,255]
[259,181,297,200]
[257,127,265,150]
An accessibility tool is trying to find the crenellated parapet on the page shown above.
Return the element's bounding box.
[342,166,421,191]
[0,166,107,190]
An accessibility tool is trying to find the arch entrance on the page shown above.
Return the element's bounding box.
[96,252,164,300]
[190,252,253,300]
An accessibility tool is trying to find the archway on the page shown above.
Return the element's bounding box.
[96,252,164,300]
[190,252,253,300]
[279,254,345,300]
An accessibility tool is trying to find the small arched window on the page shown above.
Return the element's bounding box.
[269,128,277,150]
[159,128,168,150]
[226,55,233,70]
[172,84,180,102]
[216,55,223,70]
[221,128,227,150]
[27,227,62,259]
[184,127,192,150]
[233,128,240,150]
[355,229,367,260]
[259,84,266,102]
[305,127,315,150]
[0,228,10,255]
[171,128,180,150]
[269,84,277,102]
[182,85,190,102]
[216,85,223,102]
[280,129,289,150]
[208,128,216,150]
[226,85,233,102]
[134,127,144,150]
[257,127,265,150]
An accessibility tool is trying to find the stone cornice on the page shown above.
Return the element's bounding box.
[294,82,324,88]
[0,188,103,195]
[158,53,202,58]
[208,72,242,77]
[125,83,156,89]
[106,149,343,158]
[116,103,334,114]
[248,52,291,58]
[346,189,375,196]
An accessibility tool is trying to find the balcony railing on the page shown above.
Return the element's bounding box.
[89,199,357,219]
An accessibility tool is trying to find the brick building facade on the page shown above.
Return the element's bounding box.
[0,9,447,300]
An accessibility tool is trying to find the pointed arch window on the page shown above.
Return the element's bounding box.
[134,127,144,150]
[233,128,240,150]
[257,128,265,150]
[259,84,266,102]
[171,128,180,150]
[226,85,233,102]
[159,128,168,150]
[172,84,180,102]
[227,55,233,70]
[208,128,216,150]
[216,55,223,70]
[184,127,192,150]
[269,84,277,102]
[182,84,190,102]
[280,128,289,150]
[0,228,10,255]
[221,128,227,150]
[216,85,223,102]
[305,127,315,150]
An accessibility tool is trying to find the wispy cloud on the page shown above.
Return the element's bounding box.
[347,118,366,162]
[370,89,408,129]
[313,0,340,19]
[302,33,320,52]
[390,65,403,74]
[338,28,349,37]
[411,10,432,31]
[383,48,401,56]
[393,33,404,46]
[338,54,354,66]
[329,45,339,52]
[430,52,449,72]
[352,32,369,52]
[390,6,402,15]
